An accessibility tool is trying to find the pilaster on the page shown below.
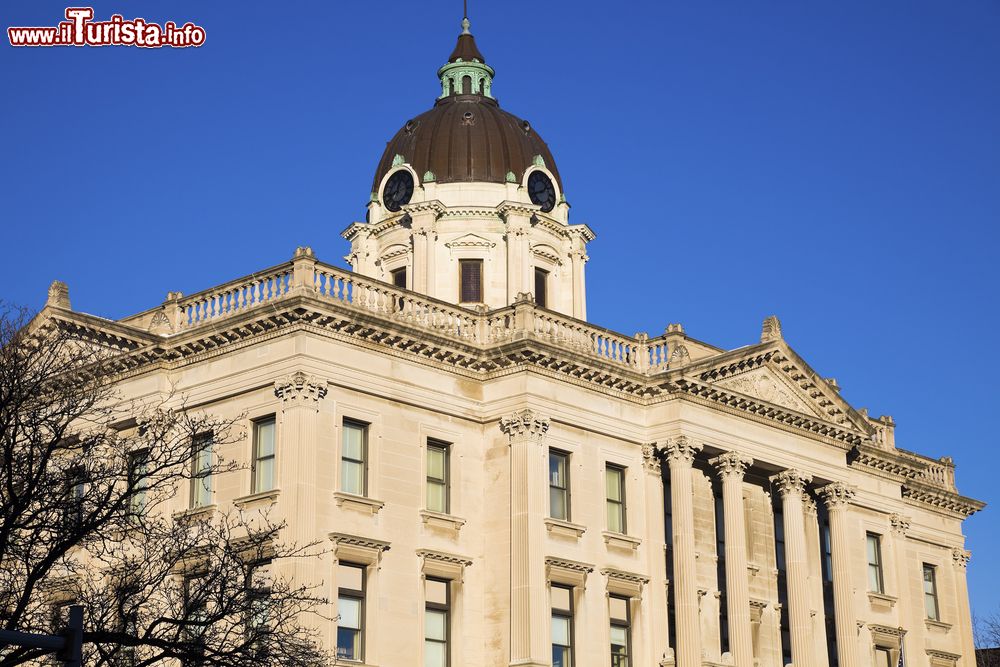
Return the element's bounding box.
[642,444,670,663]
[951,548,975,667]
[500,409,551,667]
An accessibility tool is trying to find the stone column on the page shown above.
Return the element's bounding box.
[500,409,550,667]
[642,444,671,663]
[804,497,830,667]
[710,452,755,667]
[661,436,703,667]
[771,469,814,667]
[817,483,859,667]
[951,548,975,667]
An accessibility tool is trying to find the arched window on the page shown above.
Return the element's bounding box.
[462,75,472,95]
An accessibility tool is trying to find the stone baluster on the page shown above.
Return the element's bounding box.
[817,483,860,667]
[710,452,755,667]
[500,409,550,666]
[661,436,703,667]
[771,469,814,667]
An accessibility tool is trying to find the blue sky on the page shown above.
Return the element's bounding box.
[3,1,998,614]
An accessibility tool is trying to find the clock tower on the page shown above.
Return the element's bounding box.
[342,17,594,319]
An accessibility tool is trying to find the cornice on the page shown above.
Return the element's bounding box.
[901,482,985,518]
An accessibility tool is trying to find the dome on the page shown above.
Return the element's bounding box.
[371,20,562,193]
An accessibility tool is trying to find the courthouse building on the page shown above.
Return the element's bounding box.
[39,17,983,667]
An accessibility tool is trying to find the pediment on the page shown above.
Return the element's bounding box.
[444,233,495,249]
[713,366,824,417]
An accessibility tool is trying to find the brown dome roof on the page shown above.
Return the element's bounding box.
[371,25,561,193]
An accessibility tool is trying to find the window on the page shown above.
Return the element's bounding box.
[337,563,365,661]
[128,450,149,516]
[551,585,573,667]
[247,561,272,657]
[606,465,626,533]
[424,578,450,667]
[459,259,483,303]
[534,267,548,308]
[923,564,940,621]
[190,433,213,508]
[874,647,892,667]
[341,420,368,496]
[609,595,631,667]
[866,533,884,594]
[252,417,276,493]
[549,450,570,521]
[182,573,208,650]
[426,440,450,513]
[64,465,86,529]
[391,267,407,289]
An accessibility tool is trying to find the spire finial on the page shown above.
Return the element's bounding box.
[461,17,471,35]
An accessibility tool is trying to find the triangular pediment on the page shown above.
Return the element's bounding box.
[713,365,825,417]
[690,341,874,436]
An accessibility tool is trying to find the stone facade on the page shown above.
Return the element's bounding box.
[35,16,984,667]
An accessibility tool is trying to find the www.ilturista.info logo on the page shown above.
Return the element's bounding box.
[8,7,205,48]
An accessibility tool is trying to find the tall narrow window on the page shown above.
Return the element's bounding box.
[424,578,450,667]
[923,564,940,621]
[252,417,276,493]
[128,450,149,516]
[874,648,892,667]
[551,585,573,667]
[337,563,365,661]
[391,267,407,289]
[609,595,631,667]
[191,433,213,508]
[605,465,626,533]
[459,259,483,303]
[549,450,570,520]
[65,465,86,529]
[247,561,272,657]
[426,440,450,513]
[341,420,368,496]
[534,267,549,308]
[182,573,208,663]
[866,533,884,593]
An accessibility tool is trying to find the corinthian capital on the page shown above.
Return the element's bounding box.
[499,409,550,439]
[661,436,702,466]
[770,469,812,498]
[817,482,856,509]
[641,443,662,474]
[273,371,328,405]
[709,451,754,480]
[952,548,971,569]
[889,513,911,535]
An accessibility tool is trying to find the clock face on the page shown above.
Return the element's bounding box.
[527,171,556,212]
[383,170,414,212]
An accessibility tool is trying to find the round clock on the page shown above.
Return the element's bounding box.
[527,171,556,212]
[383,170,414,212]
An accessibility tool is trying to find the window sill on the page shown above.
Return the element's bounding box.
[420,509,465,532]
[602,530,642,552]
[172,504,218,521]
[334,491,384,515]
[234,489,280,509]
[544,517,586,539]
[867,591,897,610]
[925,618,952,632]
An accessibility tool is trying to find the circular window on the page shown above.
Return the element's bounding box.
[527,171,556,212]
[383,170,414,212]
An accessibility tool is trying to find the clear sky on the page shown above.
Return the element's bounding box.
[3,0,998,615]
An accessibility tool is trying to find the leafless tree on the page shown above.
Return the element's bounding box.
[0,306,328,667]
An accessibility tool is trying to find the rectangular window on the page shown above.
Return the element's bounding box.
[551,585,573,667]
[609,595,631,667]
[190,432,213,508]
[459,259,483,303]
[549,449,570,521]
[337,563,365,661]
[247,561,272,656]
[866,533,884,593]
[341,420,368,496]
[426,440,450,514]
[391,267,407,289]
[128,450,149,516]
[424,578,450,667]
[252,417,276,493]
[534,267,548,308]
[65,465,86,529]
[923,564,940,621]
[874,647,892,667]
[605,465,626,534]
